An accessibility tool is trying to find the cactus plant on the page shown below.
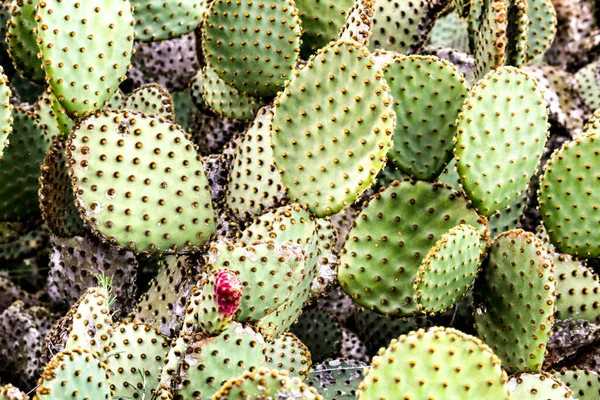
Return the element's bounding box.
[0,0,598,397]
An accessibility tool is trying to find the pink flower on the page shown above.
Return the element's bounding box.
[214,269,243,316]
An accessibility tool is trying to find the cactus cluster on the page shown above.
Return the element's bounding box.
[0,0,600,399]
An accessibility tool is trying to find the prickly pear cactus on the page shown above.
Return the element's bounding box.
[338,180,487,316]
[555,369,600,399]
[35,0,134,117]
[455,67,548,216]
[6,0,43,84]
[271,40,395,217]
[34,347,112,399]
[474,229,556,374]
[357,327,511,399]
[212,368,322,399]
[539,130,600,258]
[507,372,574,399]
[382,54,468,180]
[202,0,302,98]
[66,110,216,254]
[130,0,206,42]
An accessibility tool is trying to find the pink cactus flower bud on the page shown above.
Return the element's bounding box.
[214,269,243,316]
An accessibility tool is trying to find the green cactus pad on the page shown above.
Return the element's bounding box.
[474,229,556,374]
[0,66,11,155]
[106,321,170,400]
[311,217,339,297]
[357,327,510,400]
[39,137,85,237]
[337,0,374,46]
[429,10,470,53]
[415,224,484,313]
[307,358,366,399]
[133,255,195,337]
[202,0,302,98]
[575,61,600,111]
[506,0,528,67]
[240,204,316,247]
[539,132,600,258]
[66,110,216,254]
[130,0,206,42]
[473,0,507,80]
[0,384,28,400]
[555,369,600,399]
[382,54,468,180]
[226,106,287,221]
[35,0,134,118]
[455,66,548,216]
[212,368,321,399]
[172,89,194,132]
[0,107,51,228]
[291,305,343,363]
[296,0,354,58]
[6,0,44,84]
[64,287,113,353]
[122,83,174,119]
[338,180,487,316]
[206,239,306,322]
[271,40,395,217]
[178,323,267,399]
[35,89,73,139]
[255,253,316,338]
[368,0,444,54]
[191,66,263,121]
[265,332,311,379]
[507,372,573,399]
[105,89,126,110]
[554,254,600,323]
[34,347,112,400]
[525,0,558,63]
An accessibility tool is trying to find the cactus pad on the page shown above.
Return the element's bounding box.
[415,224,484,313]
[34,347,112,400]
[271,40,395,217]
[554,254,600,323]
[191,66,262,121]
[555,369,600,399]
[472,0,507,80]
[39,137,85,237]
[177,323,267,399]
[130,0,205,42]
[265,332,311,379]
[202,0,302,98]
[357,327,510,400]
[0,107,51,229]
[296,0,353,58]
[383,54,468,180]
[212,368,321,399]
[507,372,573,399]
[226,105,287,220]
[106,321,170,400]
[338,180,487,316]
[474,229,556,374]
[525,0,558,63]
[539,132,600,258]
[122,83,174,119]
[455,67,548,216]
[6,0,43,84]
[67,110,216,253]
[35,0,134,117]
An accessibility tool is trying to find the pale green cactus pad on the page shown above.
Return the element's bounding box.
[474,229,556,374]
[66,110,216,254]
[539,131,600,258]
[507,372,574,399]
[271,40,395,217]
[35,0,134,117]
[455,66,548,216]
[357,327,510,400]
